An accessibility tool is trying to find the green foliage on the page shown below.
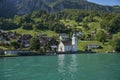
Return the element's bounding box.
[109,16,120,33]
[29,37,40,51]
[111,33,120,52]
[1,10,120,52]
[13,15,22,26]
[10,41,19,49]
[0,18,18,30]
[82,22,89,31]
[95,30,106,44]
[1,9,120,52]
[22,22,33,30]
[35,23,48,30]
[1,10,120,35]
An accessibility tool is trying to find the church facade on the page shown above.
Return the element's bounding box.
[58,33,78,52]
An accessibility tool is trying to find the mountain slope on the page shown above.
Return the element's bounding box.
[0,0,120,17]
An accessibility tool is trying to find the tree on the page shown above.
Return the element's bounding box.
[1,19,18,30]
[10,41,19,49]
[100,19,110,30]
[109,16,120,33]
[22,22,33,30]
[111,33,120,52]
[29,37,40,51]
[82,22,89,31]
[83,15,94,23]
[13,15,22,26]
[95,30,106,44]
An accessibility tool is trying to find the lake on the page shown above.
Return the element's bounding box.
[0,54,120,80]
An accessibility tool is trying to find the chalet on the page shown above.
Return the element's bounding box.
[23,41,30,48]
[49,38,58,51]
[19,34,32,41]
[39,36,58,51]
[87,44,100,49]
[18,34,32,47]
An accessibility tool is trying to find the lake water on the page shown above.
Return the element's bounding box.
[0,54,120,80]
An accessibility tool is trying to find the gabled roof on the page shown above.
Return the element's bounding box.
[61,41,72,46]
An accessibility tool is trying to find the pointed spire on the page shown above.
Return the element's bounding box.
[72,32,76,38]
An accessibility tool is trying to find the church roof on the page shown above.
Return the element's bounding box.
[62,41,72,46]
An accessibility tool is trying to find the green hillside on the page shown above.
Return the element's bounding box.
[7,28,58,37]
[0,9,120,52]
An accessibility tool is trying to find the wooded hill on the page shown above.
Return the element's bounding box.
[0,9,120,34]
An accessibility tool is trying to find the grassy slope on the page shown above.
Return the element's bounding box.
[60,18,114,53]
[78,41,113,53]
[5,17,58,36]
[0,46,8,50]
[3,16,114,52]
[6,28,58,37]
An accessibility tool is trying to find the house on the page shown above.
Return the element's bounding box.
[0,30,4,33]
[4,50,21,55]
[4,50,30,55]
[76,31,83,36]
[18,34,32,48]
[4,40,10,44]
[24,41,30,48]
[87,44,100,49]
[49,38,58,51]
[39,35,58,51]
[58,33,78,52]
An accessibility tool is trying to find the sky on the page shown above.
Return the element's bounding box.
[87,0,120,6]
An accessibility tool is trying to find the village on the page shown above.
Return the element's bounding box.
[0,29,105,56]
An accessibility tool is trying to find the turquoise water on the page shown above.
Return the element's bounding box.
[0,54,120,80]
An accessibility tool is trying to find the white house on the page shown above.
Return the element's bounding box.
[58,33,77,52]
[87,44,100,49]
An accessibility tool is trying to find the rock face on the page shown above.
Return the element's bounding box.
[0,0,51,17]
[0,0,120,17]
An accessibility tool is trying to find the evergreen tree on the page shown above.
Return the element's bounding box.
[29,37,40,51]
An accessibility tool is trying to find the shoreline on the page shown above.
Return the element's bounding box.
[0,51,118,58]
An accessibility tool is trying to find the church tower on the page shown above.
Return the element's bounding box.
[72,33,77,51]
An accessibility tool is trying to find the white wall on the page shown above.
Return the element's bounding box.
[58,42,65,52]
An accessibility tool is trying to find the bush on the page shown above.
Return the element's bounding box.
[22,23,33,30]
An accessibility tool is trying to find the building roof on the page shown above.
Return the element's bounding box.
[62,41,72,46]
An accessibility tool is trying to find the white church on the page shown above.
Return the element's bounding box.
[58,33,78,52]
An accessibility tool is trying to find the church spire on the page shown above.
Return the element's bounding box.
[72,33,77,51]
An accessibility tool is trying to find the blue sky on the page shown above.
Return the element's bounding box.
[87,0,120,6]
